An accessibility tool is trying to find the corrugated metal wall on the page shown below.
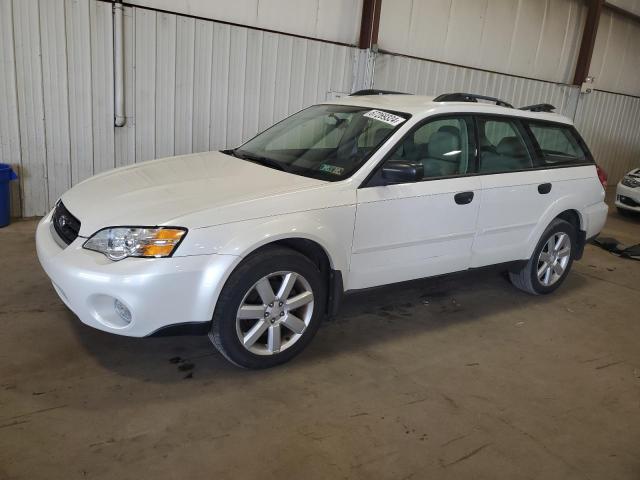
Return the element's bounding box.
[0,0,358,217]
[377,0,587,84]
[590,2,640,181]
[574,90,640,183]
[130,8,357,158]
[590,7,640,97]
[0,0,22,217]
[126,0,364,45]
[1,0,639,218]
[607,0,640,15]
[373,53,581,117]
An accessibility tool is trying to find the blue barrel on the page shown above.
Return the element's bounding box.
[0,164,18,228]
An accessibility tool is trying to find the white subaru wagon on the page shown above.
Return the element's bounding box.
[36,91,608,368]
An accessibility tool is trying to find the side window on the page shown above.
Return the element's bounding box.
[385,117,474,179]
[527,123,588,166]
[477,118,534,174]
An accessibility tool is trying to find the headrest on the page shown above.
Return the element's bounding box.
[427,131,460,158]
[438,125,460,137]
[496,137,527,156]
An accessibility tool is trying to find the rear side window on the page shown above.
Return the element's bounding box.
[477,118,534,174]
[527,123,589,166]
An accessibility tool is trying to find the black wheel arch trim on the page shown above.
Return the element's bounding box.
[147,321,212,337]
[327,269,344,320]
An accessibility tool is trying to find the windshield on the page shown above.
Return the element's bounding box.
[229,104,410,181]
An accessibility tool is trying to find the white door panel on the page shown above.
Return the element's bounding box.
[349,177,482,289]
[472,168,593,267]
[473,173,550,266]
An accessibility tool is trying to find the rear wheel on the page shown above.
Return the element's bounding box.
[509,219,576,295]
[210,246,326,369]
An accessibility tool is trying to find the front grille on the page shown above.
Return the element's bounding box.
[52,201,81,245]
[618,195,640,207]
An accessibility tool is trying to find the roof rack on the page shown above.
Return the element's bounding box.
[350,89,409,96]
[519,103,556,113]
[433,92,513,108]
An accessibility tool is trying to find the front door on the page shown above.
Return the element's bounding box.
[349,116,482,290]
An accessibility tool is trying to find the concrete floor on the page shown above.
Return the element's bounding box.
[1,191,639,480]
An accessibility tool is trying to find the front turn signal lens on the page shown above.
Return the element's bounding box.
[83,227,187,261]
[140,229,186,257]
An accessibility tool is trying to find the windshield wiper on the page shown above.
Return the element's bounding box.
[230,149,288,172]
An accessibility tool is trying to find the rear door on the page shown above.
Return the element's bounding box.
[349,116,482,289]
[471,115,560,267]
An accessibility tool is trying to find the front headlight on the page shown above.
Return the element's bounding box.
[83,227,187,261]
[621,176,640,188]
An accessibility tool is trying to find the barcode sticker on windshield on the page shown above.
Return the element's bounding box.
[363,109,406,126]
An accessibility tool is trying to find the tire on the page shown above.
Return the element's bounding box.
[509,219,576,295]
[617,206,632,217]
[209,246,326,369]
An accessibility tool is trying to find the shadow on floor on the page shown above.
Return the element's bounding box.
[66,266,592,383]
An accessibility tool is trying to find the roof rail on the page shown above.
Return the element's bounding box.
[350,89,409,96]
[519,103,556,113]
[433,92,513,108]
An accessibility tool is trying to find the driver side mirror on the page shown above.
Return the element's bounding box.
[381,161,423,184]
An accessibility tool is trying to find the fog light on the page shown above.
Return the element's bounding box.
[114,299,132,324]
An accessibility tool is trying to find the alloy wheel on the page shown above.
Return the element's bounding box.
[537,232,571,287]
[235,271,314,355]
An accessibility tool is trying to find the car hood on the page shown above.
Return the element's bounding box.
[61,151,331,236]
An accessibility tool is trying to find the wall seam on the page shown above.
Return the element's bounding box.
[88,0,96,177]
[63,0,73,193]
[172,13,178,156]
[35,0,50,211]
[9,0,24,216]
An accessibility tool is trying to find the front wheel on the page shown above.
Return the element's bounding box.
[617,206,634,217]
[509,219,576,295]
[210,246,326,369]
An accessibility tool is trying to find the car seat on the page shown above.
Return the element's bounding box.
[479,136,531,173]
[422,131,461,177]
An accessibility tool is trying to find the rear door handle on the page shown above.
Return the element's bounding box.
[454,191,474,205]
[538,183,552,194]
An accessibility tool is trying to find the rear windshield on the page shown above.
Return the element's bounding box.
[229,104,410,181]
[526,122,590,166]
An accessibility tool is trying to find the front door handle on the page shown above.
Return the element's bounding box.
[454,191,474,205]
[538,183,552,194]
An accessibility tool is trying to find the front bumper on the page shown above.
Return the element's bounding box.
[36,212,238,337]
[615,183,640,212]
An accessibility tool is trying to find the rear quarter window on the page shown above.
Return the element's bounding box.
[527,122,590,166]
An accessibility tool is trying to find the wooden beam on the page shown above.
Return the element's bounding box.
[604,1,640,24]
[358,0,382,49]
[573,0,604,85]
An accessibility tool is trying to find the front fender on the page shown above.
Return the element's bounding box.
[176,205,356,275]
[173,205,356,322]
[224,207,356,272]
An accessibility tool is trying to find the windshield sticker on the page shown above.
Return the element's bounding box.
[363,109,406,126]
[319,164,345,176]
